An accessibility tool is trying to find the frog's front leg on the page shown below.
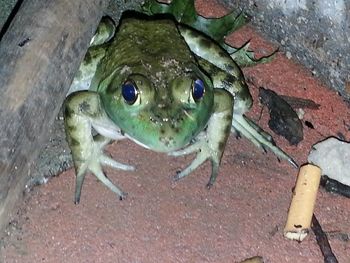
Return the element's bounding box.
[180,27,297,167]
[64,91,134,203]
[171,89,233,188]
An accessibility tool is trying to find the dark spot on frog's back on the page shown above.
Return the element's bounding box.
[64,106,74,118]
[224,125,231,135]
[224,74,237,85]
[187,28,199,39]
[83,51,92,64]
[218,50,228,58]
[225,113,232,122]
[199,38,212,49]
[66,125,77,132]
[218,140,226,152]
[225,64,236,73]
[79,101,90,112]
[69,138,80,147]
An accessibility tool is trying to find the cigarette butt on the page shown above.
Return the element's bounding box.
[284,164,322,241]
[240,256,264,263]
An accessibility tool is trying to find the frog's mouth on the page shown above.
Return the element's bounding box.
[125,132,187,152]
[124,130,188,152]
[120,104,207,153]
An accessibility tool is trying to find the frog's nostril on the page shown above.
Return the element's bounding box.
[150,115,171,123]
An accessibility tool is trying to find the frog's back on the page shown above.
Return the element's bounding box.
[105,18,194,69]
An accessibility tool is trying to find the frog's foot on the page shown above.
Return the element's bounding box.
[170,89,233,188]
[170,135,220,188]
[232,114,298,168]
[74,135,135,204]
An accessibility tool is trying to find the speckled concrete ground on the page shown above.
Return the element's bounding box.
[1,1,350,262]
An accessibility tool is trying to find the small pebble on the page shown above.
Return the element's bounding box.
[286,51,292,59]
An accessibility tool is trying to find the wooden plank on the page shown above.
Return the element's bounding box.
[0,0,109,231]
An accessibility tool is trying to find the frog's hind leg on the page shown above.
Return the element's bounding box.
[179,26,297,167]
[226,77,297,167]
[233,114,298,167]
[202,59,297,167]
[67,17,115,95]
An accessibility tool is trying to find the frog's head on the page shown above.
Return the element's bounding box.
[99,64,214,152]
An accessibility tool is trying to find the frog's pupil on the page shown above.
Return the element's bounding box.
[192,79,205,101]
[122,81,138,105]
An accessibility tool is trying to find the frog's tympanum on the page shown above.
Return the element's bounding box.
[64,16,296,203]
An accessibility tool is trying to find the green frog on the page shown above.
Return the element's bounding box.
[64,16,296,203]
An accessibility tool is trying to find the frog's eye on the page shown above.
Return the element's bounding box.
[191,79,205,102]
[122,81,139,105]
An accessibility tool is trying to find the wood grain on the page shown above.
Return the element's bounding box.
[0,0,109,231]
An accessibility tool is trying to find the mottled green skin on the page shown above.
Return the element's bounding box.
[98,19,214,151]
[64,16,294,203]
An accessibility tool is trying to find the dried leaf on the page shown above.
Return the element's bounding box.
[140,0,272,67]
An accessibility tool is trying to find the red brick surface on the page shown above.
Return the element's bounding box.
[1,1,349,262]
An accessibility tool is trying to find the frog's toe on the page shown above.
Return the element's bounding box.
[206,160,220,189]
[75,169,87,204]
[173,142,221,188]
[90,161,127,200]
[232,114,298,168]
[169,140,202,157]
[101,155,135,171]
[173,151,207,181]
